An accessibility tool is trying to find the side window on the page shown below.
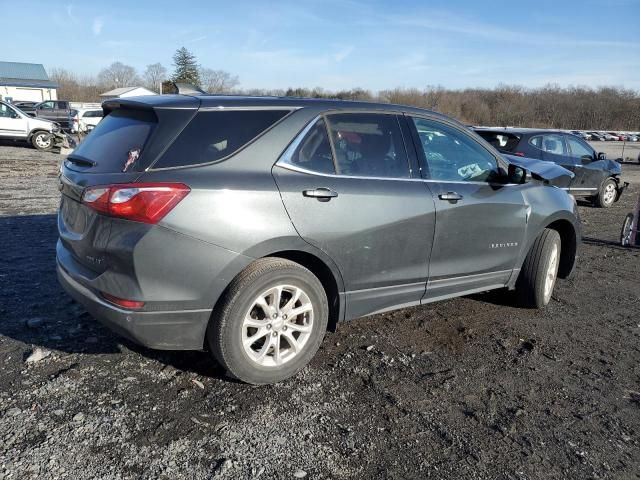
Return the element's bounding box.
[0,104,16,118]
[287,118,336,174]
[39,101,54,110]
[154,109,290,168]
[529,135,543,149]
[325,113,410,178]
[567,136,594,159]
[412,117,500,182]
[540,134,567,155]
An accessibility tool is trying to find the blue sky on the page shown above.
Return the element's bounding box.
[5,0,640,91]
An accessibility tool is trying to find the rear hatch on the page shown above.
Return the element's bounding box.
[475,130,521,154]
[58,96,199,274]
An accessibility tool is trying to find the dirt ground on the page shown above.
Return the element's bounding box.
[0,142,639,480]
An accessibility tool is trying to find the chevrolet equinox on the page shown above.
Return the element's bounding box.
[57,95,580,384]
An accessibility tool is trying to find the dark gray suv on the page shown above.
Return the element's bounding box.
[57,95,580,384]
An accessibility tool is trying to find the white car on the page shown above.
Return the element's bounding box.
[0,100,60,150]
[73,108,103,133]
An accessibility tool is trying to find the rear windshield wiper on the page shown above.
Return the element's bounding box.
[65,156,97,167]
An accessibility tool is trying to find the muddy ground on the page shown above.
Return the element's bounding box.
[0,142,639,479]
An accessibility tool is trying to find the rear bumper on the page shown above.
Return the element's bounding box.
[57,260,212,350]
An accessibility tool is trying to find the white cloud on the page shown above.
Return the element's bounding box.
[92,17,104,36]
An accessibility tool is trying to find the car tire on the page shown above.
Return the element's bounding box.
[621,213,634,246]
[594,178,617,208]
[207,257,328,385]
[516,228,561,308]
[31,131,52,151]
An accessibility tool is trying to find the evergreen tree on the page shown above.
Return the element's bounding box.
[171,47,200,86]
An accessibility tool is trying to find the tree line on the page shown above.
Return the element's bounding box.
[48,48,639,131]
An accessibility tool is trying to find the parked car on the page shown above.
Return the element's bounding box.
[603,132,619,141]
[628,135,638,142]
[0,100,61,150]
[474,128,626,207]
[71,108,104,133]
[589,132,606,141]
[57,95,580,384]
[571,131,591,140]
[19,100,75,130]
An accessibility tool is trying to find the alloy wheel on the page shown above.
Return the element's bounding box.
[242,285,314,367]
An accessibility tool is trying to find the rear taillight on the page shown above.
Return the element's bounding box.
[514,152,525,157]
[82,183,190,224]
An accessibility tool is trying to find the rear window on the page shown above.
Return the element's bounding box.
[83,110,103,118]
[475,131,520,152]
[68,109,156,173]
[152,110,290,169]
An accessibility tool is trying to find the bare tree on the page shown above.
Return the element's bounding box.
[97,62,140,90]
[143,63,167,93]
[199,68,239,93]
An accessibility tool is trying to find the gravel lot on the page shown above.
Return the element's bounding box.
[1,142,639,479]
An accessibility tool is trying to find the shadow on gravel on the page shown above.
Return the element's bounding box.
[0,214,228,379]
[582,236,629,249]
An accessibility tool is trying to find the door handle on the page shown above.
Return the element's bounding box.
[438,192,463,202]
[303,188,338,202]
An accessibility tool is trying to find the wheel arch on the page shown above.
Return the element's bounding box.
[268,250,343,332]
[545,218,578,279]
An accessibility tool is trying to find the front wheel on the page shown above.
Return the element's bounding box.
[516,229,561,308]
[621,213,634,246]
[31,131,53,151]
[595,178,617,208]
[207,258,328,385]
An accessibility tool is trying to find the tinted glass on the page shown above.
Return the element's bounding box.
[325,113,410,178]
[567,136,593,159]
[288,118,335,174]
[0,103,16,118]
[155,110,289,168]
[540,134,566,155]
[530,135,543,149]
[69,109,157,173]
[39,101,54,109]
[475,131,520,152]
[413,118,500,182]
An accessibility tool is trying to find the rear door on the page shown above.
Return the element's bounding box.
[273,112,436,319]
[407,115,527,300]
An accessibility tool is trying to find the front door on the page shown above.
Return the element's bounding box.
[273,112,436,319]
[0,103,28,138]
[407,115,528,301]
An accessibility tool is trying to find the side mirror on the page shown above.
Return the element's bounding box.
[508,163,528,184]
[11,112,19,119]
[598,152,607,160]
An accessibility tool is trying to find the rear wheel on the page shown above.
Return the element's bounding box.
[516,229,561,308]
[595,178,617,208]
[31,131,53,151]
[621,213,634,246]
[208,258,328,384]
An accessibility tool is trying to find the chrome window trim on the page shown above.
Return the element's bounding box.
[277,114,519,186]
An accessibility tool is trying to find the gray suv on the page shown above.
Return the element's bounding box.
[57,95,580,384]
